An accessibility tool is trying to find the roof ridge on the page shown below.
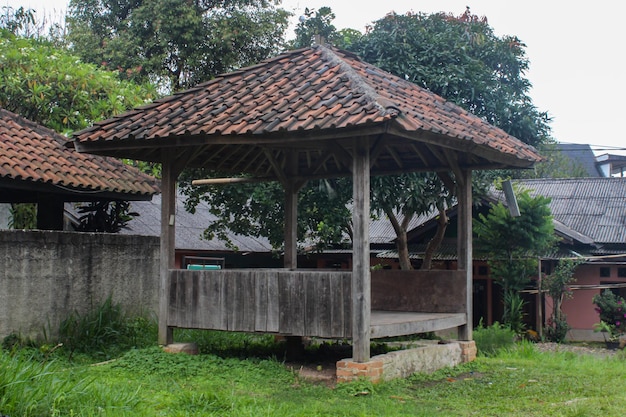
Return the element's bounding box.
[316,45,400,117]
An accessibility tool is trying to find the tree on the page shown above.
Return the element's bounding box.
[475,183,556,333]
[542,258,582,342]
[0,30,156,133]
[0,31,156,229]
[178,171,353,252]
[350,8,551,148]
[66,0,291,92]
[371,173,454,270]
[346,8,551,269]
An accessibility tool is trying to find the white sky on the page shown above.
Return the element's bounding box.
[4,0,626,155]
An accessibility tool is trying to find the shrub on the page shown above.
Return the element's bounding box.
[473,321,516,356]
[58,296,156,360]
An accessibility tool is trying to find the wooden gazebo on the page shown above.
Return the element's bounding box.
[72,45,541,363]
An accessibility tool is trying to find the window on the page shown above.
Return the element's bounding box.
[600,267,611,278]
[618,267,626,278]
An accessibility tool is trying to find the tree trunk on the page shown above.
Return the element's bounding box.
[421,204,448,270]
[384,206,412,270]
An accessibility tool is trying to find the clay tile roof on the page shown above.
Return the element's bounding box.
[73,45,542,177]
[0,108,160,201]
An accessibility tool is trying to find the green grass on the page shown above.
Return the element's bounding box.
[3,340,626,416]
[2,303,622,416]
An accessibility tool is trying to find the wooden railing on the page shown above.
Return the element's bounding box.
[167,269,467,338]
[168,269,352,338]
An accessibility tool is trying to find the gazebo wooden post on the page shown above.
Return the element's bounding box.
[352,139,371,362]
[456,168,473,340]
[284,151,299,270]
[158,152,178,346]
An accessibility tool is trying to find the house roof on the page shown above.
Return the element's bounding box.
[556,143,602,177]
[113,193,273,253]
[515,178,626,245]
[72,45,541,178]
[0,108,160,202]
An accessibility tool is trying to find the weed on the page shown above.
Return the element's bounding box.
[473,320,516,356]
[58,296,156,360]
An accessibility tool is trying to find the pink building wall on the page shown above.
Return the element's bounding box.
[550,263,626,341]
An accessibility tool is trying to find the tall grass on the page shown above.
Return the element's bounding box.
[0,350,139,416]
[473,321,516,356]
[58,296,156,360]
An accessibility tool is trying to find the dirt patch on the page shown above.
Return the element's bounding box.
[534,342,621,357]
[287,362,338,387]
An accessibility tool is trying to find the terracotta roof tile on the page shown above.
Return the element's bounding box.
[73,45,541,176]
[0,108,160,200]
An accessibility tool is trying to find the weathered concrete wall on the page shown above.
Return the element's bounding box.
[0,230,160,341]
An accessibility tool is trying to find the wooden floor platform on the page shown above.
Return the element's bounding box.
[370,311,466,339]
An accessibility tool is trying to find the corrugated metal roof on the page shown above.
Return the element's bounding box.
[114,193,273,252]
[514,178,626,244]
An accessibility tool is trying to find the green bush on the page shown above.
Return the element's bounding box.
[58,296,156,360]
[473,321,516,356]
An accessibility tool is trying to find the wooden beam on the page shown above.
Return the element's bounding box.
[284,150,299,270]
[158,150,185,346]
[352,138,371,363]
[456,168,473,341]
[192,177,270,186]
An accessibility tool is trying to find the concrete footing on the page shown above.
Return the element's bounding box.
[337,340,476,383]
[162,342,199,355]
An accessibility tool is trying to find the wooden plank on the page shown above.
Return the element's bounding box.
[352,139,371,362]
[227,270,255,332]
[254,270,268,332]
[370,311,466,338]
[371,270,466,313]
[313,272,331,337]
[304,271,319,336]
[278,271,305,335]
[266,272,280,333]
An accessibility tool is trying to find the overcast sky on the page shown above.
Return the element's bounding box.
[4,0,626,155]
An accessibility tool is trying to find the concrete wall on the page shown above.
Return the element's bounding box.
[0,230,160,341]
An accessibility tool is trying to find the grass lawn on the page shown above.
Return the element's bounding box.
[2,339,625,417]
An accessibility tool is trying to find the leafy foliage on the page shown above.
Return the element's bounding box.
[371,172,453,270]
[475,183,556,329]
[473,320,516,356]
[0,30,156,134]
[72,201,139,233]
[66,0,291,92]
[292,6,338,48]
[593,290,626,341]
[179,172,353,251]
[8,203,37,229]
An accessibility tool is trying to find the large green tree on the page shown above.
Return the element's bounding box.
[0,30,156,133]
[66,0,291,92]
[350,8,551,148]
